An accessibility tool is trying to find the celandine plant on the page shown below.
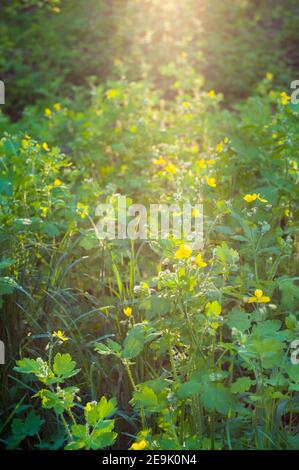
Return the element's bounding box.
[1,0,299,453]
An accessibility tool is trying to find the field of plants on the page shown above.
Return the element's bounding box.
[1,0,299,451]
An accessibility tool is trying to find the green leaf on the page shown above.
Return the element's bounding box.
[85,397,117,426]
[131,385,159,413]
[41,222,60,237]
[9,411,44,448]
[122,323,159,360]
[227,307,251,332]
[177,380,201,399]
[35,386,78,414]
[0,258,16,272]
[88,430,117,450]
[231,377,254,394]
[0,276,15,295]
[278,278,299,310]
[94,342,118,357]
[201,383,233,415]
[286,364,299,383]
[67,420,117,450]
[215,242,239,265]
[53,353,80,380]
[122,324,146,360]
[106,338,122,354]
[14,357,49,379]
[25,411,44,436]
[89,421,116,448]
[97,396,117,420]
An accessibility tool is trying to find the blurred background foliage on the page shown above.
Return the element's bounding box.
[1,0,299,118]
[1,0,299,451]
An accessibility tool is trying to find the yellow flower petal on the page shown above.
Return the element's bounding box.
[192,208,200,218]
[182,101,191,109]
[246,289,271,304]
[216,142,223,153]
[206,176,216,188]
[153,156,166,165]
[164,163,177,174]
[195,254,207,268]
[197,159,207,169]
[208,90,216,98]
[52,330,69,342]
[205,301,222,318]
[106,89,119,99]
[124,307,132,317]
[190,145,199,154]
[243,194,258,203]
[130,439,148,450]
[260,296,271,303]
[254,289,263,299]
[280,92,291,105]
[175,244,192,259]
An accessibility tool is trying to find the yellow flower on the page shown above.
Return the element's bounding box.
[280,92,291,106]
[284,209,290,217]
[52,330,69,342]
[208,89,216,98]
[175,244,192,259]
[106,89,119,99]
[153,156,166,165]
[211,321,220,329]
[124,307,133,317]
[53,103,61,111]
[243,193,268,203]
[205,301,222,318]
[49,179,62,190]
[76,202,89,218]
[190,145,199,154]
[195,253,207,268]
[247,289,271,303]
[164,163,177,174]
[114,58,123,66]
[207,158,215,165]
[266,72,273,81]
[243,193,257,203]
[85,402,92,412]
[206,176,216,188]
[192,208,200,218]
[130,439,148,450]
[40,206,48,217]
[197,159,206,169]
[44,108,52,117]
[42,142,49,151]
[215,142,223,153]
[182,101,191,109]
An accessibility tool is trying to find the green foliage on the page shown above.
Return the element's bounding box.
[11,345,117,449]
[1,0,299,452]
